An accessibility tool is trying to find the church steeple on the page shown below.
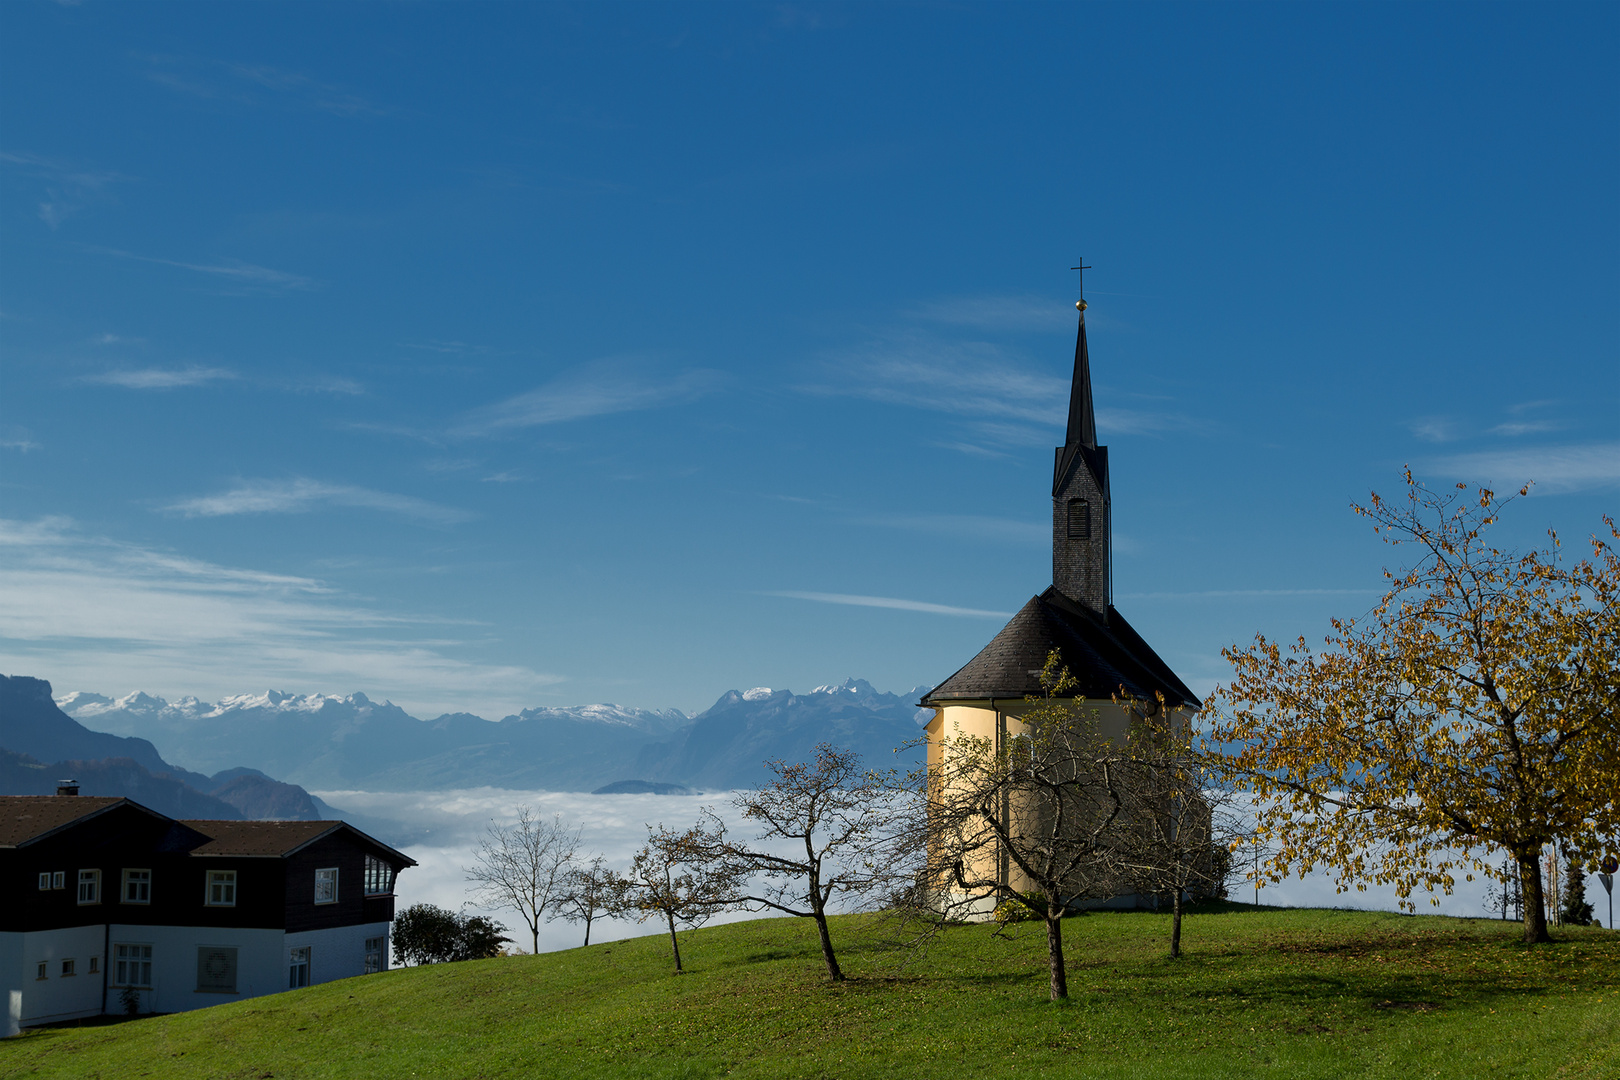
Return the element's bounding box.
[1051,301,1111,617]
[1065,303,1097,450]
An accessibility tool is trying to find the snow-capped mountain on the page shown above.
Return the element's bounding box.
[630,677,933,790]
[54,688,690,792]
[51,677,931,793]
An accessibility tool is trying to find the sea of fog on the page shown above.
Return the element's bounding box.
[313,788,1598,955]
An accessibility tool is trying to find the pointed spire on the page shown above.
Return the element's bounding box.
[1065,301,1096,449]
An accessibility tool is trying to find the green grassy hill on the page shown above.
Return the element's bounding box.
[6,905,1617,1079]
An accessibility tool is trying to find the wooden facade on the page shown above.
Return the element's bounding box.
[2,795,415,1032]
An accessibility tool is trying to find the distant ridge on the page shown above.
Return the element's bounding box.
[0,675,327,822]
[54,676,934,792]
[590,780,695,795]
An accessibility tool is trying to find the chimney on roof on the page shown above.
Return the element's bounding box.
[56,780,79,796]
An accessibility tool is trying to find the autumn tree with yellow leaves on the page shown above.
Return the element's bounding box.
[1211,474,1618,944]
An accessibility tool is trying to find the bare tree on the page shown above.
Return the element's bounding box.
[920,651,1137,1001]
[465,807,580,954]
[1111,693,1240,958]
[715,744,901,981]
[551,855,612,947]
[609,821,743,973]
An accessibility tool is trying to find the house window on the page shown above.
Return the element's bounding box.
[123,868,152,904]
[114,944,153,987]
[364,936,385,974]
[196,947,238,994]
[1066,498,1090,540]
[207,870,237,906]
[364,856,393,896]
[288,947,311,989]
[77,869,101,904]
[88,957,99,974]
[36,962,47,980]
[37,872,50,890]
[52,871,65,889]
[61,959,75,977]
[314,868,338,904]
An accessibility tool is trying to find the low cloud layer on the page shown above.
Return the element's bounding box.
[322,787,1542,957]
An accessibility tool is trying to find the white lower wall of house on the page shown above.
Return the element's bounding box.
[107,924,285,1017]
[5,921,393,1030]
[3,925,109,1034]
[284,922,390,987]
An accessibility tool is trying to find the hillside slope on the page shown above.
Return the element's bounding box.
[7,908,1616,1079]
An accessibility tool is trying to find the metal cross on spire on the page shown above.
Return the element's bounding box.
[1070,259,1092,301]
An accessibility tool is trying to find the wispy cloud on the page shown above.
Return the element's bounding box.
[1411,401,1567,444]
[285,374,364,396]
[908,295,1074,332]
[1429,442,1620,495]
[1095,407,1202,437]
[809,331,1197,447]
[0,151,131,229]
[82,366,235,389]
[164,479,473,523]
[1118,588,1377,601]
[0,517,558,720]
[86,246,314,291]
[1409,416,1462,443]
[862,513,1047,546]
[808,332,1066,427]
[762,590,1013,619]
[1,428,40,452]
[450,357,723,438]
[1488,420,1566,437]
[143,56,381,117]
[402,340,489,355]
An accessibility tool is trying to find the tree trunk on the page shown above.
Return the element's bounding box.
[666,910,684,972]
[811,902,844,981]
[1170,888,1183,959]
[1044,910,1068,1001]
[582,911,592,948]
[530,920,540,956]
[1519,852,1550,944]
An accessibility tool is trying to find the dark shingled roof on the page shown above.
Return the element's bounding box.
[180,819,416,865]
[0,795,127,847]
[0,795,416,865]
[922,587,1201,709]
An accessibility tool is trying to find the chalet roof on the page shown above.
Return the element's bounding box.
[0,795,416,866]
[0,795,132,848]
[922,587,1201,709]
[180,819,417,865]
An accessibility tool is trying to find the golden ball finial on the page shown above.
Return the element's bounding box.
[1075,299,1088,312]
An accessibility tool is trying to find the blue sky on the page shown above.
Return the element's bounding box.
[2,2,1616,720]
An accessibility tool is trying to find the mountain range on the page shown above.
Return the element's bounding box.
[48,677,933,793]
[0,674,328,821]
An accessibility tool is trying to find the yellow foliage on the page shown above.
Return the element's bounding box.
[1209,471,1619,943]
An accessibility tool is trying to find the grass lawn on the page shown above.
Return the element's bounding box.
[5,903,1617,1079]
